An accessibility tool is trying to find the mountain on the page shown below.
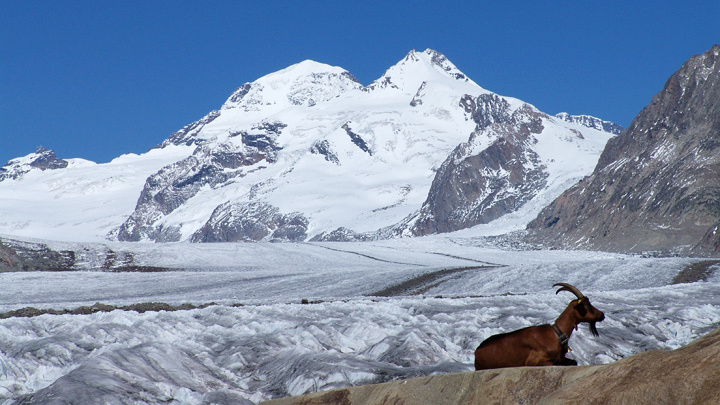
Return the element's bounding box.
[526,45,720,255]
[0,147,69,181]
[388,95,614,237]
[555,112,625,135]
[0,49,618,243]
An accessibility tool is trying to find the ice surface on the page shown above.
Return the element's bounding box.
[1,236,718,404]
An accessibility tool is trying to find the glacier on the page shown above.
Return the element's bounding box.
[1,235,718,404]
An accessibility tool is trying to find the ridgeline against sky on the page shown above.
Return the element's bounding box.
[2,1,718,164]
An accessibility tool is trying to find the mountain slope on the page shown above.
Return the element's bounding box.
[555,112,625,135]
[391,96,612,237]
[526,44,720,255]
[0,49,618,243]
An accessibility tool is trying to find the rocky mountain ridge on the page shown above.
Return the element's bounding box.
[526,44,720,256]
[555,112,625,135]
[0,147,69,181]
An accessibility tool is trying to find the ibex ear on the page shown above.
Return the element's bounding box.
[575,301,587,316]
[577,298,584,304]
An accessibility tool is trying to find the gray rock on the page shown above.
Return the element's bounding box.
[158,110,221,148]
[403,97,549,236]
[310,140,340,165]
[342,122,372,156]
[526,45,720,256]
[0,238,75,272]
[0,240,22,272]
[0,147,68,181]
[114,124,284,242]
[191,202,308,242]
[555,112,625,135]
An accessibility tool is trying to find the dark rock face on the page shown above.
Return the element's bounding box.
[410,81,427,107]
[0,238,76,272]
[191,202,308,242]
[405,95,549,236]
[114,124,284,242]
[460,94,512,129]
[527,45,720,255]
[0,240,22,272]
[310,140,340,165]
[555,113,625,135]
[310,227,376,242]
[158,111,221,148]
[0,147,68,181]
[29,147,69,170]
[342,122,372,156]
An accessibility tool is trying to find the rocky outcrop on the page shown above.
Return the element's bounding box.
[342,122,372,156]
[405,95,549,236]
[309,140,340,165]
[0,147,68,181]
[264,326,720,405]
[191,202,308,242]
[158,110,222,148]
[555,112,625,135]
[0,240,23,272]
[526,45,720,255]
[309,227,377,242]
[114,125,283,242]
[0,238,75,272]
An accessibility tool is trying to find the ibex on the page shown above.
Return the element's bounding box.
[474,283,605,370]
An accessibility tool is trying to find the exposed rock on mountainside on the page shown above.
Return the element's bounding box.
[0,147,68,181]
[526,45,720,255]
[556,112,625,135]
[0,238,75,272]
[0,240,23,272]
[406,96,550,235]
[113,126,284,242]
[191,202,308,242]
[264,326,720,405]
[309,140,340,165]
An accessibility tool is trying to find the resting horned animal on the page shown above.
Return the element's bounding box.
[474,283,605,370]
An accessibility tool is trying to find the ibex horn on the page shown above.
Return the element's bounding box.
[553,283,585,300]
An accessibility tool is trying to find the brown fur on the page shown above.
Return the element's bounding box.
[474,284,605,370]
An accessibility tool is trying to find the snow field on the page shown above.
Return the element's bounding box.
[0,237,718,403]
[2,285,718,404]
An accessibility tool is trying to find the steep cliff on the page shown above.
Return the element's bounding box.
[526,45,720,255]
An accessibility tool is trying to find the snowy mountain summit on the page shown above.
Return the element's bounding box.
[0,147,69,181]
[0,49,618,243]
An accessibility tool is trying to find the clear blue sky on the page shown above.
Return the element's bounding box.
[2,1,718,164]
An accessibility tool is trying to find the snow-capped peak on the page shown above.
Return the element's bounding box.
[221,60,363,112]
[0,48,619,243]
[369,48,479,93]
[0,147,70,181]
